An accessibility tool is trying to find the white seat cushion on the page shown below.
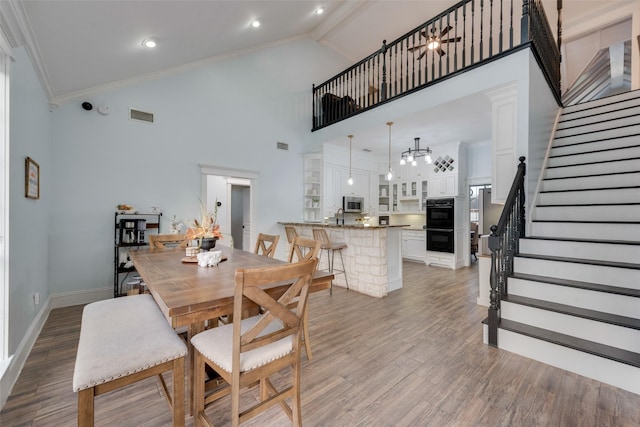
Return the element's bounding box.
[73,294,188,392]
[191,315,293,373]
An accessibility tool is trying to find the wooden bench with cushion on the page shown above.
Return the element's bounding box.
[73,294,188,426]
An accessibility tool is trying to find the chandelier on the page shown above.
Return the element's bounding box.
[400,137,432,166]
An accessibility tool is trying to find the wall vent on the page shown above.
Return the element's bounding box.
[277,142,289,151]
[129,108,154,123]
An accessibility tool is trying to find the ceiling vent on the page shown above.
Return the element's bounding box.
[129,108,154,124]
[277,142,289,151]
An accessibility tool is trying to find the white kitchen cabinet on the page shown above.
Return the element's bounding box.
[402,229,426,262]
[427,173,457,197]
[377,174,390,213]
[303,154,323,222]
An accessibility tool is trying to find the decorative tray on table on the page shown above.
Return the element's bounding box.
[181,255,227,263]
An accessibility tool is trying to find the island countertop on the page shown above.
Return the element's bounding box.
[278,222,405,298]
[278,221,409,229]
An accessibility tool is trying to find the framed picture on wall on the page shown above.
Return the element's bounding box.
[25,156,40,200]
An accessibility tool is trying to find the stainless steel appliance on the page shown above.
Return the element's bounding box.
[343,196,364,213]
[425,198,454,253]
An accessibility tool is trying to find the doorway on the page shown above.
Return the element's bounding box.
[201,165,257,252]
[230,182,250,251]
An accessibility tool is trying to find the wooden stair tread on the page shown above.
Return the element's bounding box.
[536,202,640,207]
[531,219,640,225]
[511,272,640,298]
[549,143,640,159]
[517,253,640,270]
[539,185,640,193]
[546,157,640,169]
[487,318,640,369]
[543,170,640,181]
[501,294,640,331]
[523,236,640,246]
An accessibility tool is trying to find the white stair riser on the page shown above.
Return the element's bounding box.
[531,221,640,241]
[508,278,640,319]
[551,135,640,157]
[514,256,640,289]
[538,188,640,205]
[542,172,640,191]
[555,116,640,139]
[533,205,640,222]
[553,125,640,146]
[562,91,640,115]
[547,147,640,167]
[545,159,640,178]
[483,325,640,395]
[519,239,640,264]
[501,302,640,353]
[557,105,640,130]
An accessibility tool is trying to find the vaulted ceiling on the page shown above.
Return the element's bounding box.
[2,0,626,105]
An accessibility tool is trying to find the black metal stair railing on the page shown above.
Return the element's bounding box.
[487,156,526,347]
[312,0,562,130]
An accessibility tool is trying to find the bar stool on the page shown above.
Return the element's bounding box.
[312,228,349,295]
[284,225,298,243]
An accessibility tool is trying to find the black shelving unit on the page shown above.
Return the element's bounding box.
[113,211,161,297]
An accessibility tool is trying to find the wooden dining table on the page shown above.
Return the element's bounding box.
[129,245,333,414]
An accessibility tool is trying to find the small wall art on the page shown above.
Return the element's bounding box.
[25,156,40,199]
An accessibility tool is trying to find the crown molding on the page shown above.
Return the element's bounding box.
[310,0,367,42]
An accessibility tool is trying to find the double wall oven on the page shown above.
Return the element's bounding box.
[425,198,454,253]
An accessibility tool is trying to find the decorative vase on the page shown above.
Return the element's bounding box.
[199,237,218,251]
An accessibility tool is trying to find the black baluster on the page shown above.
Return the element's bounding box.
[557,0,563,64]
[480,0,484,60]
[521,0,530,43]
[381,40,387,101]
[488,224,500,347]
[462,2,467,68]
[499,0,504,53]
[509,0,514,48]
[489,0,494,57]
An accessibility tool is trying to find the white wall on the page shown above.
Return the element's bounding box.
[8,47,52,352]
[47,38,350,296]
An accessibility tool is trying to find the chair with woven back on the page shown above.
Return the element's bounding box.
[254,233,280,258]
[287,236,321,360]
[149,234,189,249]
[191,257,318,427]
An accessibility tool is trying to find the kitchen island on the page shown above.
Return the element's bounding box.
[278,222,407,298]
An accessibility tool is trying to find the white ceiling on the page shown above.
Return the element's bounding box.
[6,0,634,156]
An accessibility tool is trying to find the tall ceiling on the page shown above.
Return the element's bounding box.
[2,0,635,156]
[6,0,625,104]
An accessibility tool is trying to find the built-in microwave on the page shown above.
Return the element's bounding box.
[343,196,364,213]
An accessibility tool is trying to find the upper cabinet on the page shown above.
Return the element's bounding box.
[426,142,466,199]
[303,154,323,222]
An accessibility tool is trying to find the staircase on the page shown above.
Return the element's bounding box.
[486,90,640,395]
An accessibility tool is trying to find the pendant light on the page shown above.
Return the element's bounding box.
[347,134,354,186]
[386,122,394,181]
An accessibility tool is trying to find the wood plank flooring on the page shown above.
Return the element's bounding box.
[2,261,640,426]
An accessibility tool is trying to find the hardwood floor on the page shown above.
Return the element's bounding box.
[2,261,639,426]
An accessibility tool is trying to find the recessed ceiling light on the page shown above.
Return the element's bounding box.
[251,20,261,28]
[142,38,156,48]
[315,7,324,15]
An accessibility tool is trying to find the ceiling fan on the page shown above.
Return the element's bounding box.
[408,26,462,59]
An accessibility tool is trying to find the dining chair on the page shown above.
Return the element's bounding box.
[254,233,280,258]
[312,228,348,296]
[284,225,298,244]
[287,236,321,263]
[149,233,189,249]
[287,236,321,360]
[191,258,318,427]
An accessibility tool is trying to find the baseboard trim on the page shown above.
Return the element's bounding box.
[0,287,111,410]
[0,298,50,410]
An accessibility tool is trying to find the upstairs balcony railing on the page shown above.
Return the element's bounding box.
[312,0,562,130]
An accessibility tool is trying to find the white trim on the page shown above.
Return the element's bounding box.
[199,164,258,252]
[0,299,49,409]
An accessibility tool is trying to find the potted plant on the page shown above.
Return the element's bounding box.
[312,198,319,208]
[186,201,222,251]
